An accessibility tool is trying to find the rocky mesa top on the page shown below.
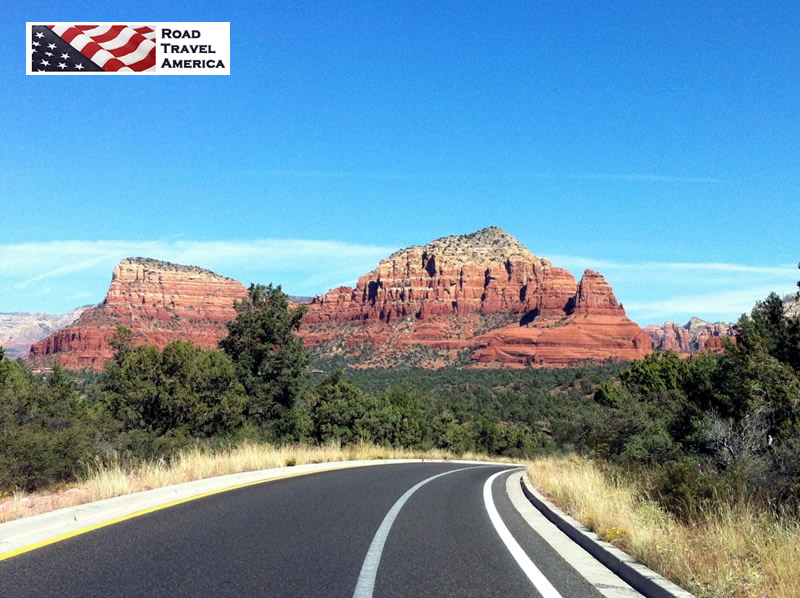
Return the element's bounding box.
[117,257,237,280]
[384,226,550,271]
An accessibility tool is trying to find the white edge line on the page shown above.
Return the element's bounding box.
[484,470,564,598]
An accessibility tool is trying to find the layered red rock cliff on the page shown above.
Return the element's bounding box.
[29,229,654,371]
[302,227,652,367]
[29,258,247,370]
[644,317,735,354]
[644,293,798,355]
[303,226,575,326]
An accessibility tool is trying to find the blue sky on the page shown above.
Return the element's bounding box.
[2,1,798,325]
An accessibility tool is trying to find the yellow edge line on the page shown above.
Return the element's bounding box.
[0,469,318,562]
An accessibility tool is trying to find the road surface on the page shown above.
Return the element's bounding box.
[0,463,621,597]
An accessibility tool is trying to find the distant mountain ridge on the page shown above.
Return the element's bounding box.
[27,228,652,370]
[644,293,799,354]
[644,318,735,354]
[784,292,800,319]
[0,306,91,359]
[29,228,786,370]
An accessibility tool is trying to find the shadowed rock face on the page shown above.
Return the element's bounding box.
[645,292,800,355]
[29,258,247,370]
[303,227,577,325]
[302,227,652,368]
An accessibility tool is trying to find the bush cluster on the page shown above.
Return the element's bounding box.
[0,355,95,491]
[588,289,800,517]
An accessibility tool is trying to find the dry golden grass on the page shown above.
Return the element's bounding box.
[527,454,800,598]
[0,442,494,523]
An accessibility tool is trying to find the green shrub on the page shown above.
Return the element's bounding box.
[647,458,727,519]
[0,361,93,492]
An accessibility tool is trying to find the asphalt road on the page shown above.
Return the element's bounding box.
[0,463,608,597]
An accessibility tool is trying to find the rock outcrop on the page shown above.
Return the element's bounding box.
[784,292,800,319]
[302,227,651,367]
[645,291,800,355]
[27,229,655,371]
[29,258,247,370]
[643,321,691,353]
[0,306,89,360]
[644,317,735,354]
[303,226,578,326]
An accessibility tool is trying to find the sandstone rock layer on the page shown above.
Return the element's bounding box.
[303,227,578,325]
[0,306,88,360]
[644,317,735,354]
[302,227,651,367]
[29,258,247,370]
[29,228,654,371]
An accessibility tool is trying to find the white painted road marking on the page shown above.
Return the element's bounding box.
[484,470,564,598]
[506,473,642,597]
[352,466,479,598]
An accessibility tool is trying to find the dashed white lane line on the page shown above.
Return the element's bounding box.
[484,470,564,598]
[352,466,480,598]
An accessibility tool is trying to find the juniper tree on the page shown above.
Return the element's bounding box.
[219,284,309,426]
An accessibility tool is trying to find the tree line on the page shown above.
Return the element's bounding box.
[2,274,798,517]
[1,284,554,492]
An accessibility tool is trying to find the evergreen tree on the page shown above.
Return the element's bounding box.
[0,360,92,491]
[220,284,309,426]
[310,371,378,444]
[104,335,246,439]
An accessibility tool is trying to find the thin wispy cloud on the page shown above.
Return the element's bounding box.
[261,170,723,184]
[0,239,395,275]
[263,170,418,180]
[547,255,796,277]
[66,291,94,301]
[1,241,795,324]
[625,286,789,321]
[519,173,723,184]
[0,239,397,313]
[14,254,118,289]
[547,254,797,325]
[580,174,722,184]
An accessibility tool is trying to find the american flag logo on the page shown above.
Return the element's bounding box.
[31,25,156,73]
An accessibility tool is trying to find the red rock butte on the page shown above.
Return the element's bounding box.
[300,226,652,368]
[29,258,247,370]
[30,228,654,370]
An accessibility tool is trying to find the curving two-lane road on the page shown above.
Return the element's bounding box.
[0,463,628,597]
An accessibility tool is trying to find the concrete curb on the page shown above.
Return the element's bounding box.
[0,458,512,559]
[519,474,696,598]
